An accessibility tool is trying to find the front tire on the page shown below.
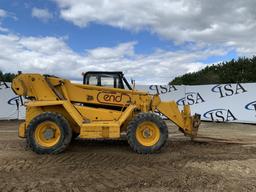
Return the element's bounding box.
[127,112,168,154]
[26,112,72,154]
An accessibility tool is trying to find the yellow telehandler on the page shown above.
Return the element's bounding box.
[11,71,200,154]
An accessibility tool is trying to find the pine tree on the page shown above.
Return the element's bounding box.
[0,70,16,82]
[170,56,256,85]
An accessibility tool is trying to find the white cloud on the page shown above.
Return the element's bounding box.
[0,26,8,32]
[0,33,229,84]
[0,9,6,18]
[87,42,136,59]
[0,9,8,32]
[0,8,17,21]
[32,8,53,22]
[53,0,256,56]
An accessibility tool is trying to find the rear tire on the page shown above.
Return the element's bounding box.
[26,112,72,154]
[127,112,168,154]
[72,132,80,141]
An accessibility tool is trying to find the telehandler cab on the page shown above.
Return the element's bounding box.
[12,72,200,154]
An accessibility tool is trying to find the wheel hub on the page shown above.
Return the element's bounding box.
[135,121,160,147]
[43,128,55,140]
[34,121,61,148]
[142,128,152,138]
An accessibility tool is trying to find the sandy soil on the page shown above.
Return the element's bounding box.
[0,120,256,192]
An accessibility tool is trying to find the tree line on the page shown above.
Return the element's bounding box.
[170,56,256,85]
[0,71,16,82]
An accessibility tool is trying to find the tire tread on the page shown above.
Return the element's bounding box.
[26,112,72,154]
[127,112,168,154]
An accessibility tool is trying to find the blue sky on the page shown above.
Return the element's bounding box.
[1,1,181,54]
[0,0,254,84]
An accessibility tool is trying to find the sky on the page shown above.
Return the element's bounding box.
[0,0,255,84]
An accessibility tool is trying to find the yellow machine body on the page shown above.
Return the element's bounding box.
[12,73,200,153]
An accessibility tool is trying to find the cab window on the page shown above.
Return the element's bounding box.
[101,76,114,87]
[87,75,98,86]
[84,73,125,89]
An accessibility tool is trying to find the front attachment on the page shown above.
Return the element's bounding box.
[191,113,201,139]
[182,105,201,139]
[155,100,201,139]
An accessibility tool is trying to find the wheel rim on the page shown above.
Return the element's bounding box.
[135,121,160,147]
[34,121,61,148]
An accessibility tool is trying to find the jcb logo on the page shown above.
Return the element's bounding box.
[103,94,122,102]
[211,83,247,98]
[203,109,237,122]
[149,84,177,95]
[0,81,9,89]
[177,92,205,106]
[97,92,131,105]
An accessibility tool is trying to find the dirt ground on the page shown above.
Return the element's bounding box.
[0,121,256,192]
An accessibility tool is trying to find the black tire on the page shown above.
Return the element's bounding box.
[72,132,80,140]
[127,112,168,154]
[26,112,72,154]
